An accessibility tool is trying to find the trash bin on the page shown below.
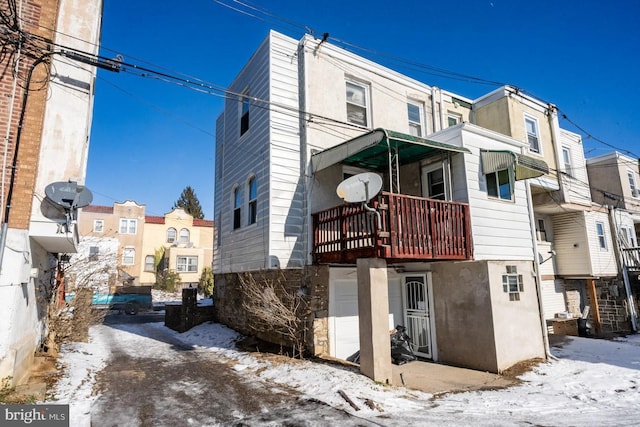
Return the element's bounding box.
[577,318,592,337]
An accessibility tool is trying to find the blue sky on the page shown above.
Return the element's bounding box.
[88,0,640,218]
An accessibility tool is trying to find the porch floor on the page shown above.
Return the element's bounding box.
[390,361,515,394]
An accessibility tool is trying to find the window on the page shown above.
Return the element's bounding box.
[89,246,99,261]
[407,102,423,137]
[628,170,638,197]
[93,220,104,233]
[233,186,241,230]
[623,227,636,247]
[167,227,177,243]
[179,228,190,244]
[447,112,461,127]
[596,222,607,249]
[248,176,257,225]
[122,247,135,265]
[177,256,198,273]
[422,165,447,200]
[345,80,369,127]
[536,219,548,242]
[525,116,540,153]
[119,218,137,234]
[486,169,513,201]
[144,255,155,272]
[562,147,573,176]
[240,88,250,136]
[502,265,524,301]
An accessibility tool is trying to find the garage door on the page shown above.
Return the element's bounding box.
[329,278,403,360]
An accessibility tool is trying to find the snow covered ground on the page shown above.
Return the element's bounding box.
[52,320,640,426]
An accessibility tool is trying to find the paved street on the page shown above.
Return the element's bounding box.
[91,314,377,426]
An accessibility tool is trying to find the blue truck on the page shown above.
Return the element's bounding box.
[90,285,153,315]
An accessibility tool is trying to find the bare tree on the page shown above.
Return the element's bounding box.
[237,271,309,358]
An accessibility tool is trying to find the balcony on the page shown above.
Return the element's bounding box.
[622,247,640,271]
[312,192,473,264]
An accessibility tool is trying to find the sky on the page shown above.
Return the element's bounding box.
[87,0,640,219]
[52,311,640,426]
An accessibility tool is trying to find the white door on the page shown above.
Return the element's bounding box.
[330,277,402,360]
[403,274,433,359]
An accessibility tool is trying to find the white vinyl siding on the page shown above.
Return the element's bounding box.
[269,32,304,268]
[551,211,617,277]
[559,129,591,204]
[434,127,534,261]
[540,279,567,320]
[213,31,300,273]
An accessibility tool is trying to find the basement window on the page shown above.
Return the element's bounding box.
[502,265,524,301]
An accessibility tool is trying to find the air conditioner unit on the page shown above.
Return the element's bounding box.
[632,189,639,198]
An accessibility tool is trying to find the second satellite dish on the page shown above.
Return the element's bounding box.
[45,181,93,210]
[336,172,382,203]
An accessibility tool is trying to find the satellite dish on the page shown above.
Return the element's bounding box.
[45,181,93,210]
[337,172,382,203]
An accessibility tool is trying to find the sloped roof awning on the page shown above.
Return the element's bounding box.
[311,128,470,173]
[481,150,549,180]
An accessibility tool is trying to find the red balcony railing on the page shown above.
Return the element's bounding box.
[312,192,473,264]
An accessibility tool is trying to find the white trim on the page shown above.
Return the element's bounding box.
[524,114,542,155]
[345,78,371,128]
[407,99,425,136]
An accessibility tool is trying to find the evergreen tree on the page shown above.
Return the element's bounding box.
[173,186,204,219]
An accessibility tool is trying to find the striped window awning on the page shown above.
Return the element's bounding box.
[481,150,549,181]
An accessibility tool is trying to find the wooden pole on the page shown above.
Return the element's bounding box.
[586,278,601,335]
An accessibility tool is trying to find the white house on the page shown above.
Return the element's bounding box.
[213,30,551,377]
[0,0,103,385]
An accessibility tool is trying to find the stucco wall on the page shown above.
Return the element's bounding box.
[431,259,544,373]
[430,260,498,372]
[486,260,545,371]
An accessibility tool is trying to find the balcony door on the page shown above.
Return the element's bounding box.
[403,274,434,359]
[421,161,450,200]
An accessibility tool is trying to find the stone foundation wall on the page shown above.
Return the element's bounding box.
[213,266,330,356]
[592,278,631,334]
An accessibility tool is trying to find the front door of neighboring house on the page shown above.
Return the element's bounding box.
[421,161,449,200]
[402,274,434,359]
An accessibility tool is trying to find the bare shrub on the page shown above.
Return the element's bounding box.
[237,271,309,358]
[47,287,106,349]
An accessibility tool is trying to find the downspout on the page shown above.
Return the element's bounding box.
[525,176,555,360]
[298,37,312,266]
[608,205,639,331]
[439,90,445,130]
[547,106,566,199]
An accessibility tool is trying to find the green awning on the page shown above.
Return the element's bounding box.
[481,150,549,180]
[311,128,470,173]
